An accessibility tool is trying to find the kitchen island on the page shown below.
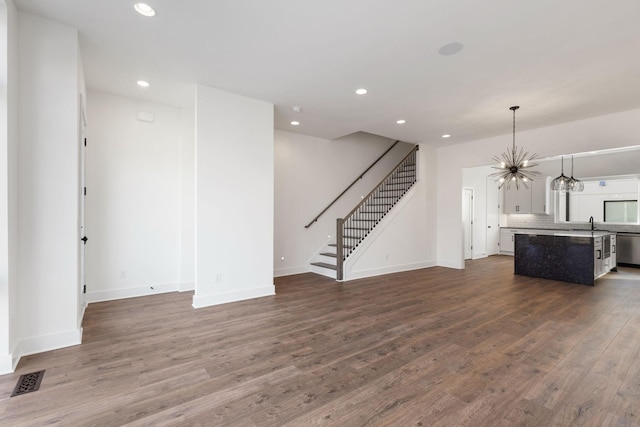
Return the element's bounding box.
[514,230,616,286]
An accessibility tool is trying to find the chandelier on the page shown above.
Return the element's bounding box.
[551,155,583,192]
[490,106,540,190]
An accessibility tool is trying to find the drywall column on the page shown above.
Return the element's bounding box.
[193,85,274,308]
[0,0,18,374]
[16,12,81,355]
[180,104,195,291]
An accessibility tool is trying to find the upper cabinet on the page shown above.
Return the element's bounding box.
[504,184,532,213]
[504,176,550,214]
[531,177,551,214]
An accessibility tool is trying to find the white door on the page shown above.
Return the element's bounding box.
[463,188,474,260]
[486,178,500,255]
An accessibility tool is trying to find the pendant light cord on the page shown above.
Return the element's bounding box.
[513,108,516,153]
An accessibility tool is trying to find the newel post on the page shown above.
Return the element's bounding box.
[336,218,344,281]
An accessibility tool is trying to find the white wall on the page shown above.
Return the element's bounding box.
[16,12,81,356]
[345,146,437,279]
[437,108,640,269]
[274,130,415,276]
[194,85,274,308]
[85,90,183,302]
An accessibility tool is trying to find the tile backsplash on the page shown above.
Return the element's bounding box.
[505,214,640,233]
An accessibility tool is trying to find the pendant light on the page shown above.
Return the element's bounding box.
[567,155,584,192]
[550,156,570,191]
[489,106,540,190]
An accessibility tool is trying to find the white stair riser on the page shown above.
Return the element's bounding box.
[310,264,337,279]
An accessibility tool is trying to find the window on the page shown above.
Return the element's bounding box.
[604,200,638,223]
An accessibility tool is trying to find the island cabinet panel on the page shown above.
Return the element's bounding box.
[515,234,595,285]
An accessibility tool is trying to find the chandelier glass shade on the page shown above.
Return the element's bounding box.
[490,106,540,190]
[552,155,584,192]
[550,156,570,191]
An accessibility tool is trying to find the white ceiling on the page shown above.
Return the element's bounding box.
[13,0,640,147]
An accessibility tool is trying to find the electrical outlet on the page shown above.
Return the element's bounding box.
[120,270,127,279]
[215,273,222,284]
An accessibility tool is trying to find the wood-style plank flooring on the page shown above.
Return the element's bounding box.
[3,256,640,426]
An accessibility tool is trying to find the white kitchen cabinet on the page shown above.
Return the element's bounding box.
[531,177,550,214]
[504,177,550,214]
[503,185,532,214]
[500,229,517,255]
[611,234,617,268]
[594,237,605,278]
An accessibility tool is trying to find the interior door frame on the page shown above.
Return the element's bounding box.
[486,177,500,256]
[463,187,474,260]
[79,93,87,323]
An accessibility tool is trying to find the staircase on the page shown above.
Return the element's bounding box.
[310,145,418,280]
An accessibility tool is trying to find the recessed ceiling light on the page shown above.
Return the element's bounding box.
[438,42,464,56]
[442,134,451,138]
[355,88,368,95]
[137,80,150,88]
[290,121,300,126]
[134,3,156,17]
[396,119,406,125]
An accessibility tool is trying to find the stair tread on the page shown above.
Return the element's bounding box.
[329,243,354,249]
[311,262,337,270]
[320,252,337,258]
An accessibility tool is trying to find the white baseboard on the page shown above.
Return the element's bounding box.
[0,352,16,375]
[345,261,436,281]
[17,327,82,358]
[86,282,181,303]
[179,281,195,292]
[437,259,465,269]
[274,266,310,277]
[192,285,275,309]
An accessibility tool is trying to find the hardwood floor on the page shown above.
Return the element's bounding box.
[3,256,640,426]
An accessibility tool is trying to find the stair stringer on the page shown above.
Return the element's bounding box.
[342,183,434,281]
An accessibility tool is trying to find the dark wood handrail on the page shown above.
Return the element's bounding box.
[304,140,401,228]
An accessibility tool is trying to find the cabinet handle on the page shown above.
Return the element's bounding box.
[597,249,602,260]
[612,244,616,254]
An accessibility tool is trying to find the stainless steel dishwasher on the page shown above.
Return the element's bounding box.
[616,233,640,266]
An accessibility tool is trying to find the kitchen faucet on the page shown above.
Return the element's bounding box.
[589,216,595,230]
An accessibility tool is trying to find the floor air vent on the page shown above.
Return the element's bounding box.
[11,370,45,397]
